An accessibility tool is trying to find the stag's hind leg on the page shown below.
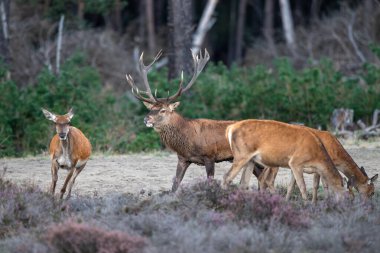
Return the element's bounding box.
[66,163,87,199]
[204,159,215,179]
[50,159,59,195]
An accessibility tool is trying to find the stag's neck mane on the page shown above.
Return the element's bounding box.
[157,112,192,155]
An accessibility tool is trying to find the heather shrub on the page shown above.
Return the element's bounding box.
[220,190,310,228]
[0,177,60,238]
[176,180,309,228]
[44,220,146,253]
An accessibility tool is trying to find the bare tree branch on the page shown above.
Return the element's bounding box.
[347,12,366,63]
[56,15,65,75]
[192,0,218,55]
[279,0,296,54]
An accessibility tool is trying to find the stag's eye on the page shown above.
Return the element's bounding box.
[159,109,166,114]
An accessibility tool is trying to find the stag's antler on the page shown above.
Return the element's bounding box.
[126,49,210,104]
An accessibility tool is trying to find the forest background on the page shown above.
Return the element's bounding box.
[1,0,380,157]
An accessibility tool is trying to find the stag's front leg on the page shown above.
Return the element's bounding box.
[50,159,59,195]
[172,157,191,192]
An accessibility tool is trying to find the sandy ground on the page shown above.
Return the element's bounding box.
[1,145,379,197]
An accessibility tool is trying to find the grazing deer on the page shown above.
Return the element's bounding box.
[42,108,91,199]
[222,119,347,201]
[244,130,378,201]
[126,49,239,192]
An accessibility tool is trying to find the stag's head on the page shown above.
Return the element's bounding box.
[126,49,210,131]
[347,166,378,198]
[42,108,74,140]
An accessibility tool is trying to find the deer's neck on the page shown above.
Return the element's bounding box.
[337,154,368,184]
[57,134,72,168]
[159,115,192,155]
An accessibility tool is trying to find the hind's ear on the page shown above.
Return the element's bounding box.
[42,108,57,122]
[66,108,74,120]
[370,174,378,183]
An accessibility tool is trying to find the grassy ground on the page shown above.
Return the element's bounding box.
[0,175,379,253]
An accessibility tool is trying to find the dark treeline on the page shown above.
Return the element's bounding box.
[1,0,378,85]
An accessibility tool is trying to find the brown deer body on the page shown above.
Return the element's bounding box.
[42,108,91,199]
[223,119,346,201]
[126,49,240,191]
[245,130,378,200]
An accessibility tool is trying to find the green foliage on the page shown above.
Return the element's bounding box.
[161,58,380,128]
[1,53,380,156]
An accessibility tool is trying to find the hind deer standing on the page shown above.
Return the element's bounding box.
[223,119,347,201]
[241,130,378,201]
[42,108,91,199]
[126,49,245,192]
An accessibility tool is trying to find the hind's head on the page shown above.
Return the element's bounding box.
[347,166,378,198]
[42,108,74,140]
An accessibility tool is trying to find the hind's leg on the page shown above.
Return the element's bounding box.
[50,159,59,195]
[285,171,296,201]
[66,163,86,199]
[312,173,321,203]
[222,156,252,189]
[239,162,254,190]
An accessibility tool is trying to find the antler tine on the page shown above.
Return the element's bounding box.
[160,71,184,102]
[126,74,156,104]
[181,49,210,93]
[138,50,163,100]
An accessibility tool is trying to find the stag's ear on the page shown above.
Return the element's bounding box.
[168,102,180,112]
[41,108,57,122]
[66,108,74,120]
[370,174,378,183]
[143,102,154,110]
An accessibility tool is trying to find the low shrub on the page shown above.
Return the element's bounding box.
[44,220,146,253]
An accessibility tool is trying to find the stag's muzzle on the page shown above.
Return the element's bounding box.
[144,117,154,128]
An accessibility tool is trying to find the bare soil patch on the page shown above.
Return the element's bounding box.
[1,146,379,197]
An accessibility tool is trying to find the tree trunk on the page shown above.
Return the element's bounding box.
[0,0,10,66]
[146,0,156,53]
[77,0,85,22]
[114,0,122,33]
[235,0,247,65]
[279,0,296,54]
[263,0,277,56]
[310,0,321,22]
[167,0,193,80]
[227,0,237,66]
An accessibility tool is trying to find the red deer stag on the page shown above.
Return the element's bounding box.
[126,49,240,192]
[222,119,347,201]
[243,130,378,201]
[42,108,91,199]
